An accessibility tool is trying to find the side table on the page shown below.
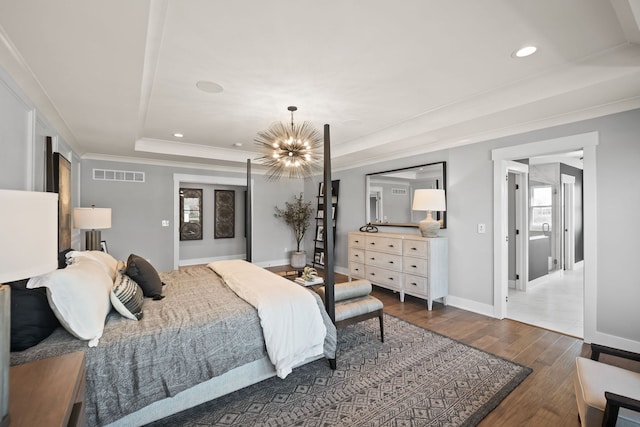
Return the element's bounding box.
[9,351,86,427]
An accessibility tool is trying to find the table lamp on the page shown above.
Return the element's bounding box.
[73,206,111,250]
[412,189,446,237]
[0,189,58,427]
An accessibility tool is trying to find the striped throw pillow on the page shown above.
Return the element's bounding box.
[111,272,144,320]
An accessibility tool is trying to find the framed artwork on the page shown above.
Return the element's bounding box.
[319,182,324,196]
[180,188,203,240]
[215,190,235,239]
[316,225,324,242]
[53,152,71,252]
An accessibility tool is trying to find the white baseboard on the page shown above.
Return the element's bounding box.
[253,258,291,268]
[446,295,495,318]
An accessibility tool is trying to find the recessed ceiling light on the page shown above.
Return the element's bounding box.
[233,142,243,147]
[173,133,184,138]
[196,80,224,93]
[513,45,537,58]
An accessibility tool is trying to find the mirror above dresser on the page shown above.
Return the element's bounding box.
[365,161,447,228]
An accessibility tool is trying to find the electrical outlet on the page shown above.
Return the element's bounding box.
[477,223,486,233]
[161,220,170,227]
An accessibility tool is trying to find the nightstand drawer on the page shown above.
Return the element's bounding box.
[365,235,402,255]
[365,251,402,272]
[365,265,402,289]
[403,239,429,258]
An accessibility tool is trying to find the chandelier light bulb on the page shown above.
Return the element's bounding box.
[305,154,311,160]
[272,152,279,159]
[273,142,279,148]
[289,151,293,157]
[294,160,300,167]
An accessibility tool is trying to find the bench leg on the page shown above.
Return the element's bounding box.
[328,358,336,370]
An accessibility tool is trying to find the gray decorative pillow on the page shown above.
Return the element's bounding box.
[110,272,144,320]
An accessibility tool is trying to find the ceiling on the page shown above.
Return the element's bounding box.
[1,0,640,173]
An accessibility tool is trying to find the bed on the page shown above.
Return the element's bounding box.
[10,258,337,426]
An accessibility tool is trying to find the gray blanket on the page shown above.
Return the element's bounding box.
[11,265,337,426]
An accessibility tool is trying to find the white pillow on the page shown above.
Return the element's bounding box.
[66,250,118,279]
[27,257,112,347]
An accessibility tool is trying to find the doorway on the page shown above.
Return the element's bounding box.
[491,132,598,342]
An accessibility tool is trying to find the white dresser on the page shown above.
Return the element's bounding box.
[348,231,448,310]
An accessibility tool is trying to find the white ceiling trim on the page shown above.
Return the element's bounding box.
[135,138,259,163]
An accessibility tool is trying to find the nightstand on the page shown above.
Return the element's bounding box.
[9,351,86,427]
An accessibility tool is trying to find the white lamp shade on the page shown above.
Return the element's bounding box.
[73,207,111,230]
[0,190,59,282]
[412,189,446,212]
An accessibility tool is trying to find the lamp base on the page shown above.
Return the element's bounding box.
[85,230,102,251]
[418,212,440,238]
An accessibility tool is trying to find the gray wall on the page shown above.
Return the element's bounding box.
[178,183,246,263]
[81,159,304,272]
[323,108,640,346]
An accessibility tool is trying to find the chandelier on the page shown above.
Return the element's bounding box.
[255,106,322,180]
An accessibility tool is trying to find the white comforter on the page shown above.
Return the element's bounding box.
[208,260,327,378]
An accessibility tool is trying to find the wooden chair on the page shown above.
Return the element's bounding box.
[574,343,640,426]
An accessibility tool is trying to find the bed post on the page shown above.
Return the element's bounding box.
[323,124,335,324]
[246,159,252,263]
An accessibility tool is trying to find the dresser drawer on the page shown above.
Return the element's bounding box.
[365,251,402,272]
[348,233,365,249]
[403,239,429,258]
[403,257,428,276]
[403,273,428,296]
[365,265,402,290]
[364,235,402,255]
[349,247,365,263]
[349,262,365,279]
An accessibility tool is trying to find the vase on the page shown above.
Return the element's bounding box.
[290,251,306,268]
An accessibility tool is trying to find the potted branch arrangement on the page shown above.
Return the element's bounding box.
[274,193,314,268]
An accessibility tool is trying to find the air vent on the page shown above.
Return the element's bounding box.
[93,169,145,183]
[391,188,408,195]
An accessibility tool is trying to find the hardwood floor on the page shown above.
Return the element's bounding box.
[308,270,587,426]
[267,267,640,426]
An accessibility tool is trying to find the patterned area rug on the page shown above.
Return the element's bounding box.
[149,315,531,426]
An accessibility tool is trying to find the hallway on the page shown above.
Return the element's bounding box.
[507,263,583,338]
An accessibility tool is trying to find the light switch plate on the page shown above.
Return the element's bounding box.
[478,223,486,233]
[161,220,170,227]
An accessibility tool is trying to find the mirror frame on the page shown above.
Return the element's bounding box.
[365,161,447,228]
[179,188,203,240]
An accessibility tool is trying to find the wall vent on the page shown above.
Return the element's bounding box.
[391,188,408,195]
[93,168,145,183]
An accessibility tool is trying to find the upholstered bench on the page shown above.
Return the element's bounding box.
[317,279,384,342]
[574,344,640,426]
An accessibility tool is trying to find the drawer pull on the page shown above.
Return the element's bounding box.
[354,268,360,271]
[370,272,376,276]
[411,265,417,268]
[370,257,375,261]
[354,240,360,243]
[388,261,394,264]
[388,244,394,248]
[370,242,376,246]
[354,254,359,257]
[389,277,394,281]
[410,282,417,286]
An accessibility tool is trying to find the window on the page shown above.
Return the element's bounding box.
[530,185,553,232]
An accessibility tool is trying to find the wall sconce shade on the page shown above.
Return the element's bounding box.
[0,190,59,427]
[412,189,446,237]
[73,207,111,250]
